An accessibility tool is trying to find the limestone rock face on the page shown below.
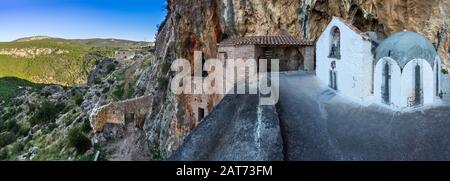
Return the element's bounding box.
[304,0,449,67]
[0,48,69,58]
[144,0,450,158]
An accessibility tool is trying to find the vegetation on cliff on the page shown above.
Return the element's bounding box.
[0,44,153,160]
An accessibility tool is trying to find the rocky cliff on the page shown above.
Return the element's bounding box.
[142,0,450,158]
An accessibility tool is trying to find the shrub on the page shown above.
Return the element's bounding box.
[0,132,16,147]
[442,68,448,75]
[156,20,167,34]
[151,147,163,160]
[113,70,125,81]
[93,77,102,84]
[157,76,168,90]
[1,108,20,122]
[73,94,84,106]
[40,91,52,97]
[160,60,171,76]
[46,123,58,132]
[156,3,169,34]
[67,127,92,154]
[106,63,116,74]
[0,148,7,160]
[101,87,110,94]
[30,101,65,126]
[28,103,38,113]
[11,141,24,153]
[140,58,152,69]
[127,77,137,99]
[81,119,92,134]
[17,124,30,137]
[112,83,125,100]
[0,119,18,133]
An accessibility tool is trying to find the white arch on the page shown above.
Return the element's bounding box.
[374,57,402,107]
[400,59,434,107]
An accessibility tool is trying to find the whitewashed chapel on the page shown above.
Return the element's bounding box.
[316,17,442,108]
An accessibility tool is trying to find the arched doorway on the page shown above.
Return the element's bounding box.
[402,59,433,107]
[382,62,391,104]
[329,61,337,90]
[434,58,441,97]
[414,64,423,106]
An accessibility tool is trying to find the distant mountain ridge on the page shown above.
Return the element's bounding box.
[13,36,153,48]
[14,36,52,42]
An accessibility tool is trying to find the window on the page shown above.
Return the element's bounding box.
[329,27,341,59]
[263,48,273,71]
[202,52,208,77]
[198,108,205,122]
[219,52,227,62]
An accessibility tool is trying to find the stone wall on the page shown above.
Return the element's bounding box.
[256,47,307,71]
[302,46,315,71]
[90,96,152,132]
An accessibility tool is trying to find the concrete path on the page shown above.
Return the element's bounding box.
[278,71,450,160]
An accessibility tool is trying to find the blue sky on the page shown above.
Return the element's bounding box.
[0,0,167,42]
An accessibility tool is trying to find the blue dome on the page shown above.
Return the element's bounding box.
[375,31,437,69]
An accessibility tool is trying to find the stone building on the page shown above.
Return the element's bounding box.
[188,35,315,123]
[218,35,315,72]
[316,17,442,108]
[216,35,314,103]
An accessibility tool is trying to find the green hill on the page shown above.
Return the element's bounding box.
[0,38,123,86]
[0,77,42,104]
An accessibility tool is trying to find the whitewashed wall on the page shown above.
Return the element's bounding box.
[400,59,434,107]
[374,57,402,107]
[316,17,374,101]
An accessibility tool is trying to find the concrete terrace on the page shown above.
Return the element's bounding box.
[171,71,450,161]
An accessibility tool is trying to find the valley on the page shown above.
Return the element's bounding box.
[0,37,150,85]
[0,37,153,160]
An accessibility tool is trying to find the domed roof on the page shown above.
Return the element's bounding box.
[375,31,437,69]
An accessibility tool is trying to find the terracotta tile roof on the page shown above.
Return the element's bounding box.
[334,17,371,41]
[218,35,314,47]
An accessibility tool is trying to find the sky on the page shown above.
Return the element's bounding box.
[0,0,167,42]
